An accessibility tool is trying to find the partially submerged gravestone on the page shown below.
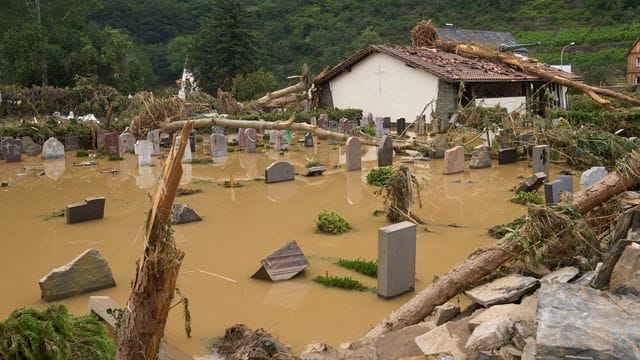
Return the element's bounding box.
[443,146,464,175]
[39,248,116,302]
[211,133,228,157]
[170,203,202,224]
[22,136,42,156]
[304,132,314,147]
[580,166,608,191]
[134,140,153,166]
[378,221,416,298]
[42,137,65,160]
[317,113,329,129]
[245,128,257,153]
[377,135,393,167]
[119,132,136,153]
[303,166,326,177]
[146,129,161,155]
[265,161,294,183]
[516,172,547,193]
[464,274,539,307]
[66,196,105,224]
[345,137,362,171]
[535,282,640,359]
[252,240,309,281]
[174,135,192,163]
[1,138,23,162]
[396,118,406,135]
[469,145,491,169]
[498,148,517,165]
[103,131,120,157]
[544,180,562,204]
[531,145,550,178]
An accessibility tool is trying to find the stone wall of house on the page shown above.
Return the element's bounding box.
[435,80,458,121]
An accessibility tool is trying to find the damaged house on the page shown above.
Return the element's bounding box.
[314,43,577,124]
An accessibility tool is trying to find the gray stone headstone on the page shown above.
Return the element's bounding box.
[134,140,153,166]
[238,127,247,147]
[119,133,136,154]
[304,132,314,147]
[396,118,406,135]
[416,115,427,135]
[189,130,196,152]
[66,196,106,224]
[382,117,391,129]
[532,145,550,178]
[328,121,340,145]
[544,180,562,204]
[275,130,289,151]
[556,174,574,194]
[378,221,416,298]
[1,138,23,162]
[579,166,608,191]
[174,135,192,163]
[375,117,385,138]
[245,128,257,153]
[103,132,120,157]
[21,136,42,156]
[269,129,277,144]
[41,137,65,160]
[443,146,465,175]
[469,145,491,169]
[38,248,116,302]
[338,118,348,133]
[498,148,518,165]
[345,137,362,171]
[265,161,294,183]
[146,130,161,155]
[211,133,228,157]
[64,134,80,151]
[318,113,329,129]
[212,126,225,135]
[377,135,393,167]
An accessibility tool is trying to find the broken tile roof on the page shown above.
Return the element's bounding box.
[436,27,518,48]
[315,45,578,84]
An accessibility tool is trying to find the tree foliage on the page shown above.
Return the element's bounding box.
[231,69,279,101]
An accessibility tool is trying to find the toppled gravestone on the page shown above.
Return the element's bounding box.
[39,248,116,302]
[464,274,539,307]
[170,203,202,224]
[516,172,547,193]
[535,282,640,359]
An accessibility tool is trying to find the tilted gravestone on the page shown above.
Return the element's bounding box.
[66,196,106,224]
[41,137,65,160]
[252,240,309,281]
[1,138,23,162]
[265,161,294,183]
[134,140,153,166]
[304,132,314,147]
[119,133,136,154]
[516,172,547,193]
[339,118,349,133]
[378,221,416,298]
[498,148,518,165]
[211,133,228,157]
[396,118,406,135]
[377,135,393,167]
[245,128,257,153]
[345,137,362,171]
[103,132,120,157]
[443,146,465,175]
[146,130,161,155]
[532,145,550,178]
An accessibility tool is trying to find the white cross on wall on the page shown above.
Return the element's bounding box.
[374,65,385,94]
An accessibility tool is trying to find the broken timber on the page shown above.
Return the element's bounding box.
[352,153,640,347]
[252,240,309,281]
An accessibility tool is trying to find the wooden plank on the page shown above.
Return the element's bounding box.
[252,240,309,281]
[88,296,194,360]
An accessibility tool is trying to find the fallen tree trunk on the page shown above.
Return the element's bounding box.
[353,158,640,347]
[116,121,194,359]
[440,42,640,110]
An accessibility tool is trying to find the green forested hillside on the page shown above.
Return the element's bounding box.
[2,0,640,93]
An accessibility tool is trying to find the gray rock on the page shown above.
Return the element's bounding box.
[299,343,341,360]
[465,315,514,352]
[21,136,42,155]
[572,270,595,285]
[469,145,492,169]
[430,303,461,326]
[535,282,640,359]
[465,274,539,307]
[540,266,579,283]
[521,337,536,360]
[39,248,116,302]
[610,243,640,292]
[170,203,202,224]
[467,293,537,333]
[579,166,608,191]
[415,322,470,359]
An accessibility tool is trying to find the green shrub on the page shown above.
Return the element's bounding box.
[366,167,395,186]
[315,211,351,234]
[313,273,369,291]
[335,258,377,277]
[306,161,324,168]
[232,69,280,101]
[76,149,89,157]
[361,125,376,137]
[0,304,115,359]
[510,191,544,205]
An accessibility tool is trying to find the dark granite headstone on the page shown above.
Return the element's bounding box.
[304,133,314,147]
[1,139,23,162]
[396,118,406,135]
[265,161,294,183]
[498,148,518,165]
[383,117,391,129]
[64,134,80,150]
[516,172,547,193]
[377,135,393,167]
[189,130,196,152]
[66,196,105,224]
[103,132,120,157]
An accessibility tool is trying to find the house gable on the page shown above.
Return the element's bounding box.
[627,37,640,86]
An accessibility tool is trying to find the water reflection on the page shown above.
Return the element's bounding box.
[43,158,66,180]
[180,164,192,185]
[136,166,157,189]
[345,171,363,205]
[262,282,310,310]
[266,181,297,202]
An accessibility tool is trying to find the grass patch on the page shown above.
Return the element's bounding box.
[42,209,65,220]
[108,156,124,161]
[313,273,369,291]
[361,124,376,137]
[193,178,214,185]
[316,210,351,234]
[510,191,544,206]
[190,157,213,165]
[222,181,244,188]
[75,149,89,157]
[306,161,324,168]
[336,258,377,277]
[366,166,395,186]
[177,188,203,197]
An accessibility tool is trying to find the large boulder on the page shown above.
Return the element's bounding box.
[21,136,42,156]
[535,282,640,359]
[610,242,640,293]
[467,293,537,334]
[170,203,202,224]
[465,274,538,307]
[38,248,116,302]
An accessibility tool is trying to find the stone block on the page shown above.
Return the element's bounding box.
[66,196,105,224]
[540,266,579,283]
[378,221,416,298]
[443,146,464,175]
[465,315,514,352]
[345,137,362,171]
[464,274,538,307]
[430,303,460,326]
[543,180,562,204]
[498,148,517,165]
[531,145,549,177]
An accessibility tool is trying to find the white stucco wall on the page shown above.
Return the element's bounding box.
[329,52,439,123]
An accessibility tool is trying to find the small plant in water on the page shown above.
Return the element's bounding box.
[176,188,203,197]
[315,210,351,234]
[313,273,369,291]
[336,258,378,277]
[75,149,89,157]
[42,209,65,220]
[222,181,244,188]
[366,166,395,186]
[190,158,213,165]
[510,191,543,206]
[193,178,214,185]
[305,161,324,168]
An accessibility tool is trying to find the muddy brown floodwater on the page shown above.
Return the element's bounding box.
[0,136,568,356]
